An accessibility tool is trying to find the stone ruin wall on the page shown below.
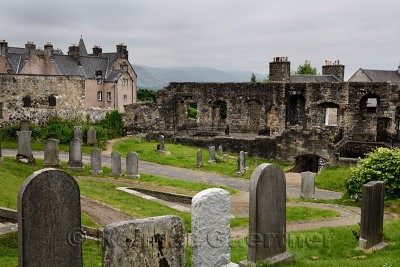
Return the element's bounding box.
[125,81,400,163]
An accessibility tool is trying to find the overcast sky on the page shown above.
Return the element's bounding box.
[1,0,399,79]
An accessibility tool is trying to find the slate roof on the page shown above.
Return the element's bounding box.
[290,74,340,83]
[360,69,400,85]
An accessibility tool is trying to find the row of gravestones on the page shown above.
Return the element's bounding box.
[16,164,387,266]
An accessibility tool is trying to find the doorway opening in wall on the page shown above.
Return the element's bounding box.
[188,103,197,119]
[325,108,338,126]
[219,101,227,119]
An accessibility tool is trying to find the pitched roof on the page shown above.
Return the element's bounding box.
[78,37,88,56]
[290,74,340,83]
[361,69,400,85]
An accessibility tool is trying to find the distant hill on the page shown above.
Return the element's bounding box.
[133,65,266,90]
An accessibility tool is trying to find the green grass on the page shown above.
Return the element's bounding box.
[2,141,99,154]
[315,166,352,192]
[112,137,292,179]
[81,212,101,229]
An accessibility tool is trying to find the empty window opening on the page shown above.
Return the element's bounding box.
[48,95,56,106]
[219,102,227,119]
[325,108,338,126]
[0,103,3,118]
[97,91,102,101]
[23,96,31,107]
[123,95,127,102]
[188,103,197,119]
[367,98,377,112]
[107,92,112,102]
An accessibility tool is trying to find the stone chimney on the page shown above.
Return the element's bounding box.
[25,41,36,56]
[116,43,128,59]
[44,42,54,57]
[322,60,345,82]
[0,40,7,56]
[68,44,80,61]
[269,57,290,82]
[92,45,102,56]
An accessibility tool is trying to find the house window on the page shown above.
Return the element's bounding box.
[123,95,127,102]
[23,96,31,107]
[48,95,56,106]
[325,108,338,126]
[95,70,102,84]
[97,91,102,101]
[107,92,112,102]
[122,78,128,86]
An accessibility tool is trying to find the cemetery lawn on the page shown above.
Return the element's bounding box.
[315,166,352,192]
[1,141,98,154]
[112,137,292,179]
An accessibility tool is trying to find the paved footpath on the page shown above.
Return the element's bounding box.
[3,149,341,200]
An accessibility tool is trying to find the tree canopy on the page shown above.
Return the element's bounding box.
[295,60,317,75]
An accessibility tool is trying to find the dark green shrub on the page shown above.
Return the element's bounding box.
[188,103,197,119]
[137,88,156,102]
[100,110,123,136]
[345,147,400,199]
[0,124,20,141]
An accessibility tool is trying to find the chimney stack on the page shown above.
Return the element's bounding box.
[116,43,128,59]
[44,42,54,57]
[0,40,7,56]
[269,57,290,82]
[25,41,36,56]
[68,44,80,61]
[92,45,102,56]
[322,59,345,82]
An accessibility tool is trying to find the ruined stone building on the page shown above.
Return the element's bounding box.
[125,57,400,170]
[0,37,137,125]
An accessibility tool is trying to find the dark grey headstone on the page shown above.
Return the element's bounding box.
[253,157,257,167]
[66,138,84,172]
[159,135,165,151]
[244,152,249,172]
[208,146,216,163]
[18,169,83,267]
[358,181,388,250]
[236,151,244,175]
[74,126,83,142]
[20,120,30,131]
[300,172,316,199]
[90,149,103,174]
[218,145,224,159]
[43,138,62,168]
[111,152,122,176]
[197,149,203,168]
[125,152,140,179]
[102,216,185,267]
[239,163,295,266]
[86,127,97,146]
[17,131,34,161]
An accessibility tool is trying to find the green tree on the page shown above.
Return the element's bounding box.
[137,88,156,102]
[250,72,257,82]
[295,60,317,75]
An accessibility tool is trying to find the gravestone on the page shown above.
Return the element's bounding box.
[208,146,216,163]
[90,149,103,174]
[16,131,35,164]
[236,151,244,175]
[18,169,83,267]
[155,135,170,154]
[20,120,30,131]
[138,136,142,144]
[239,164,295,266]
[192,188,238,267]
[146,133,153,142]
[358,181,388,250]
[86,127,97,146]
[102,215,185,267]
[0,138,3,161]
[218,145,224,159]
[244,152,249,172]
[43,138,62,168]
[197,149,203,168]
[300,172,316,199]
[111,152,122,176]
[74,126,83,142]
[125,152,140,179]
[66,138,84,172]
[253,157,257,167]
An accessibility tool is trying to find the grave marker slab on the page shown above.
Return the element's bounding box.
[90,149,103,174]
[125,152,140,179]
[208,146,216,163]
[74,126,83,142]
[197,149,203,168]
[218,145,224,159]
[20,120,30,131]
[300,172,316,199]
[111,152,122,176]
[86,127,97,146]
[66,138,84,172]
[43,138,62,168]
[155,135,170,154]
[16,131,35,164]
[244,152,249,172]
[236,151,244,175]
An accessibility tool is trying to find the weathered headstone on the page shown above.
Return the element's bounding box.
[155,135,170,154]
[138,136,142,144]
[16,131,35,164]
[111,152,122,176]
[192,188,238,267]
[239,164,295,266]
[125,152,140,179]
[20,120,30,131]
[253,157,257,167]
[218,145,224,159]
[146,132,153,142]
[0,138,3,161]
[90,149,103,175]
[74,126,83,142]
[102,216,185,267]
[244,152,249,172]
[236,151,244,175]
[208,146,216,163]
[197,149,203,168]
[43,138,62,168]
[18,169,83,267]
[358,181,388,250]
[66,138,84,172]
[300,172,316,199]
[86,127,97,146]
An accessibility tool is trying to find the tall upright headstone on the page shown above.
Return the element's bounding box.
[138,136,142,144]
[236,151,244,175]
[66,138,84,172]
[155,135,170,154]
[90,149,103,175]
[253,157,257,167]
[208,146,216,163]
[111,152,122,176]
[358,181,388,250]
[102,216,185,267]
[20,120,30,131]
[86,127,97,146]
[197,149,203,168]
[43,138,62,168]
[16,131,35,164]
[218,145,224,159]
[74,126,83,143]
[244,152,249,172]
[18,169,83,267]
[300,172,316,199]
[192,188,238,267]
[239,164,295,266]
[125,152,140,179]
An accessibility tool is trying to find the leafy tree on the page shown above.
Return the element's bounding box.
[295,60,317,75]
[188,103,197,119]
[137,88,156,102]
[250,73,257,82]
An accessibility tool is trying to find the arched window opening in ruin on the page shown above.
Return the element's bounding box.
[188,103,197,119]
[219,101,227,120]
[23,96,31,107]
[287,95,306,127]
[360,94,379,114]
[48,95,56,106]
